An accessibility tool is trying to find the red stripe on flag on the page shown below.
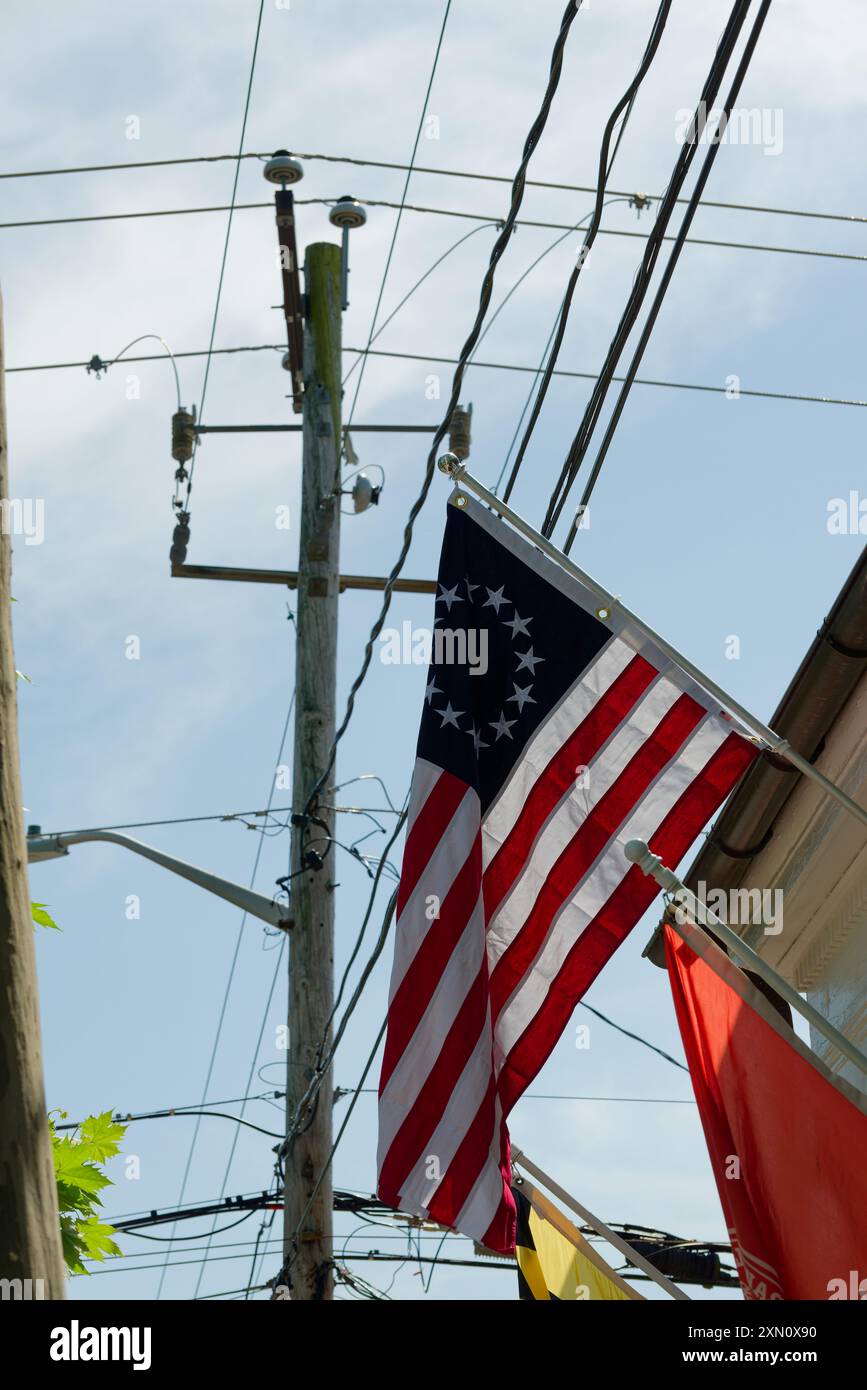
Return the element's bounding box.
[425,1074,498,1229]
[480,1119,516,1255]
[489,692,707,1023]
[378,957,489,1201]
[496,730,757,1115]
[380,831,482,1094]
[396,769,469,919]
[483,653,657,922]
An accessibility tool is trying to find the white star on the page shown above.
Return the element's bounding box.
[467,722,490,753]
[465,577,479,602]
[483,586,510,614]
[503,611,532,639]
[436,701,464,730]
[436,583,463,612]
[489,711,517,741]
[507,682,536,712]
[515,646,545,675]
[425,675,442,705]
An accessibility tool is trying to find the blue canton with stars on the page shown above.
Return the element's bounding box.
[416,501,611,815]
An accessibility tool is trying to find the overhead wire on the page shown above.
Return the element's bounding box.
[56,1102,284,1138]
[278,1016,388,1293]
[189,933,288,1300]
[180,0,265,516]
[345,347,867,410]
[344,0,454,429]
[154,686,294,1298]
[294,0,595,872]
[5,195,865,265]
[503,0,673,502]
[341,220,501,389]
[5,143,867,233]
[10,340,867,410]
[541,0,755,536]
[560,0,775,550]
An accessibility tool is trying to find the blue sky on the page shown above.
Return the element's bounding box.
[6,0,866,1300]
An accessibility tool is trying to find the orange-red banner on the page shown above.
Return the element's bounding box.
[665,920,867,1301]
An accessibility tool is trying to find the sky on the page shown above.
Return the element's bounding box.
[5,0,867,1301]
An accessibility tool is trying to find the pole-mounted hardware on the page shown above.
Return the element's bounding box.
[328,196,367,310]
[448,403,472,461]
[265,151,305,412]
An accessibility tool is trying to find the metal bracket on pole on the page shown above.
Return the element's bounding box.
[624,838,867,1082]
[435,454,867,837]
[275,188,304,413]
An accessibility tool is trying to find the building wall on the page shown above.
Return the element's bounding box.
[721,674,867,1093]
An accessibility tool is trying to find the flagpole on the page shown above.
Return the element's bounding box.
[517,1176,644,1300]
[624,839,867,1081]
[436,454,867,837]
[511,1148,690,1300]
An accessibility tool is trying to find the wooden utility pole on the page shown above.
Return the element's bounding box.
[0,290,66,1298]
[284,243,342,1300]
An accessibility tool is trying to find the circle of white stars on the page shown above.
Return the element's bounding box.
[425,576,545,753]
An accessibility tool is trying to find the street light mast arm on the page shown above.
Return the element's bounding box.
[26,829,291,930]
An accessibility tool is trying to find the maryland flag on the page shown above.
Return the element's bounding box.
[513,1181,641,1301]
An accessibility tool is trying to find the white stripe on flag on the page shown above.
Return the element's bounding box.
[388,773,479,1002]
[393,1015,493,1214]
[494,716,728,1062]
[482,635,634,849]
[377,891,486,1165]
[485,675,680,966]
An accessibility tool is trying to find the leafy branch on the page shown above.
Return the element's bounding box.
[49,1110,127,1274]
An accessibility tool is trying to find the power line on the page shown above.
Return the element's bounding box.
[345,0,454,428]
[190,926,286,1299]
[58,1104,284,1140]
[35,800,400,838]
[5,194,864,265]
[578,1001,687,1072]
[155,685,293,1298]
[558,1,775,547]
[348,1087,692,1103]
[294,0,588,882]
[10,340,865,411]
[342,221,501,389]
[502,0,672,503]
[541,0,753,536]
[6,343,285,373]
[182,0,265,513]
[279,1018,388,1291]
[347,347,867,410]
[5,144,866,231]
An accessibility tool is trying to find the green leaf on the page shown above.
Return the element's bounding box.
[77,1219,122,1264]
[31,901,60,930]
[60,1218,89,1275]
[50,1108,127,1274]
[78,1111,126,1163]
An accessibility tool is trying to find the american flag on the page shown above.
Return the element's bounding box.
[377,493,757,1253]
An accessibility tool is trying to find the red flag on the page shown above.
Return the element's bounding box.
[665,918,867,1300]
